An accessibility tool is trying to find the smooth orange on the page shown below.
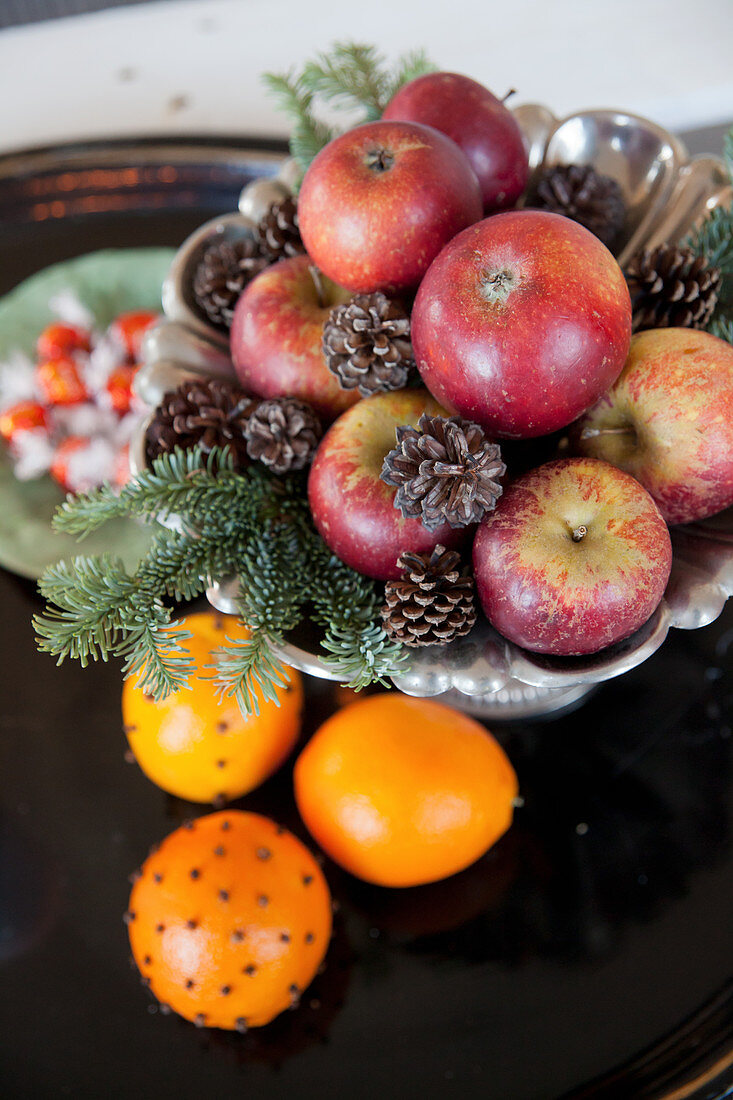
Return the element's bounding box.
[294,693,519,887]
[128,811,332,1029]
[123,611,303,804]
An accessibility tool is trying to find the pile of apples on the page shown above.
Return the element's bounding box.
[228,71,733,659]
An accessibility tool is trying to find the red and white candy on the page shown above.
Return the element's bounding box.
[0,291,159,493]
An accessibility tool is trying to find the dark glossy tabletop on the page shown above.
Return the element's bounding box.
[0,133,731,1100]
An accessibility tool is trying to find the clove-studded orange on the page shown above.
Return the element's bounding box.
[122,611,303,804]
[127,811,332,1030]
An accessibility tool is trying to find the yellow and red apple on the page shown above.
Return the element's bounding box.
[573,328,733,525]
[473,457,672,655]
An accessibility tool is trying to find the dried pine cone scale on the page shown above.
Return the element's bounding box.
[625,244,721,332]
[256,196,305,263]
[244,397,322,474]
[382,545,477,647]
[323,292,414,396]
[192,236,269,330]
[145,378,255,469]
[533,163,626,249]
[382,414,506,531]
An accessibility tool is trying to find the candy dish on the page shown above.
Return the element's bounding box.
[133,106,733,719]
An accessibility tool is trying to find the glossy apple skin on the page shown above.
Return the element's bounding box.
[573,328,733,525]
[297,120,482,294]
[230,254,359,421]
[412,211,632,439]
[308,390,466,580]
[473,457,672,656]
[382,71,529,212]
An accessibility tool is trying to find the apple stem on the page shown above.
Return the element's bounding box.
[309,264,326,308]
[480,268,518,305]
[571,525,588,542]
[502,88,517,104]
[579,425,635,441]
[365,147,394,173]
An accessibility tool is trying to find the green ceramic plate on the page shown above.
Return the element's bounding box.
[0,248,175,579]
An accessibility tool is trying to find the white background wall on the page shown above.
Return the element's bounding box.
[0,0,731,153]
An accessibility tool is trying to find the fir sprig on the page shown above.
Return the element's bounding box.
[213,620,291,717]
[264,41,436,178]
[301,43,433,121]
[261,70,335,177]
[710,314,733,343]
[688,124,733,336]
[689,202,733,275]
[34,554,195,696]
[35,445,407,713]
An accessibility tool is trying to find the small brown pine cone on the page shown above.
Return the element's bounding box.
[145,378,255,470]
[192,236,269,330]
[381,545,477,647]
[625,244,721,332]
[244,397,322,473]
[256,196,305,263]
[533,164,626,249]
[381,413,506,532]
[323,292,414,397]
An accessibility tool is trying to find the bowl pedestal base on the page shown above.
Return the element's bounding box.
[433,681,596,722]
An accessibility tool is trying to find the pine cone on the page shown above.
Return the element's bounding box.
[625,244,721,332]
[256,197,305,263]
[245,397,322,473]
[192,236,269,330]
[533,164,626,249]
[145,378,255,469]
[322,293,414,397]
[381,413,506,532]
[382,545,477,647]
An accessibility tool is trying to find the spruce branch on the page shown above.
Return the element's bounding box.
[386,49,437,98]
[308,547,407,688]
[263,42,437,177]
[302,43,392,120]
[33,554,194,697]
[35,444,407,711]
[688,202,733,275]
[688,125,733,342]
[321,621,407,691]
[34,554,137,665]
[212,623,289,717]
[710,314,733,343]
[117,617,195,699]
[53,447,232,537]
[262,70,335,176]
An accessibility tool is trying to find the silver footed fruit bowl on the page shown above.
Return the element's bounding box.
[131,104,733,720]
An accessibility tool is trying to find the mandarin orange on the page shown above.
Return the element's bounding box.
[294,693,518,887]
[122,611,303,804]
[127,810,332,1030]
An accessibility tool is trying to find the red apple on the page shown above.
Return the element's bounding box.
[382,71,529,212]
[230,254,359,421]
[297,120,482,295]
[472,457,672,656]
[308,390,466,580]
[412,211,632,439]
[573,328,733,525]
